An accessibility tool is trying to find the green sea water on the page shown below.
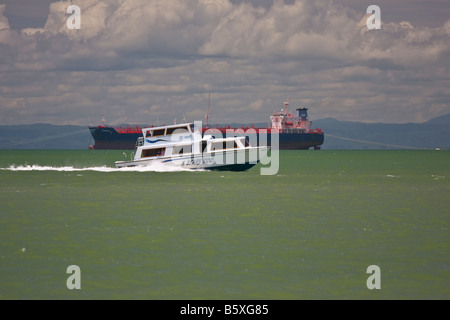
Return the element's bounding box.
[0,149,449,300]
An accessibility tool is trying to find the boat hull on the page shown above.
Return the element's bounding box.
[89,126,141,150]
[115,148,265,171]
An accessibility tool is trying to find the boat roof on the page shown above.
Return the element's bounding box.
[143,123,194,131]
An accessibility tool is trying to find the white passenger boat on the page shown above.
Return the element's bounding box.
[115,123,267,171]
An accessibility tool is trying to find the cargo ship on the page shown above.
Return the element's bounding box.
[88,101,324,150]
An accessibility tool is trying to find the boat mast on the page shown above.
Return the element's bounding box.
[205,93,210,128]
[283,97,290,112]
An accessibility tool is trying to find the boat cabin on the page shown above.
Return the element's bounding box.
[143,123,193,138]
[132,123,248,162]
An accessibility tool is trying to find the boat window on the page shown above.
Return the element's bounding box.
[151,129,166,137]
[141,148,166,158]
[166,126,189,135]
[211,142,221,151]
[172,145,192,155]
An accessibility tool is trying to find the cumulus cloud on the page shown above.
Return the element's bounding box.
[42,0,233,55]
[0,0,449,125]
[0,4,9,31]
[201,0,356,59]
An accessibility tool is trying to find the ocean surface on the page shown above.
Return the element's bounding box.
[0,149,448,300]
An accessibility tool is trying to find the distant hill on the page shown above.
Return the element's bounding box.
[425,113,450,125]
[0,113,448,150]
[0,124,92,149]
[314,114,449,149]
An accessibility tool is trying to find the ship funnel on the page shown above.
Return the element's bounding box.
[296,108,309,121]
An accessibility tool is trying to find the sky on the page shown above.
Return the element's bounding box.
[0,0,449,126]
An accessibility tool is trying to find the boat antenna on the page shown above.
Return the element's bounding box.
[283,97,290,112]
[205,93,210,128]
[101,115,106,127]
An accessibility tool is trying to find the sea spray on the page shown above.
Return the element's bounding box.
[1,163,199,173]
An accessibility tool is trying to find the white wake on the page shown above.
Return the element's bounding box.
[1,163,196,173]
